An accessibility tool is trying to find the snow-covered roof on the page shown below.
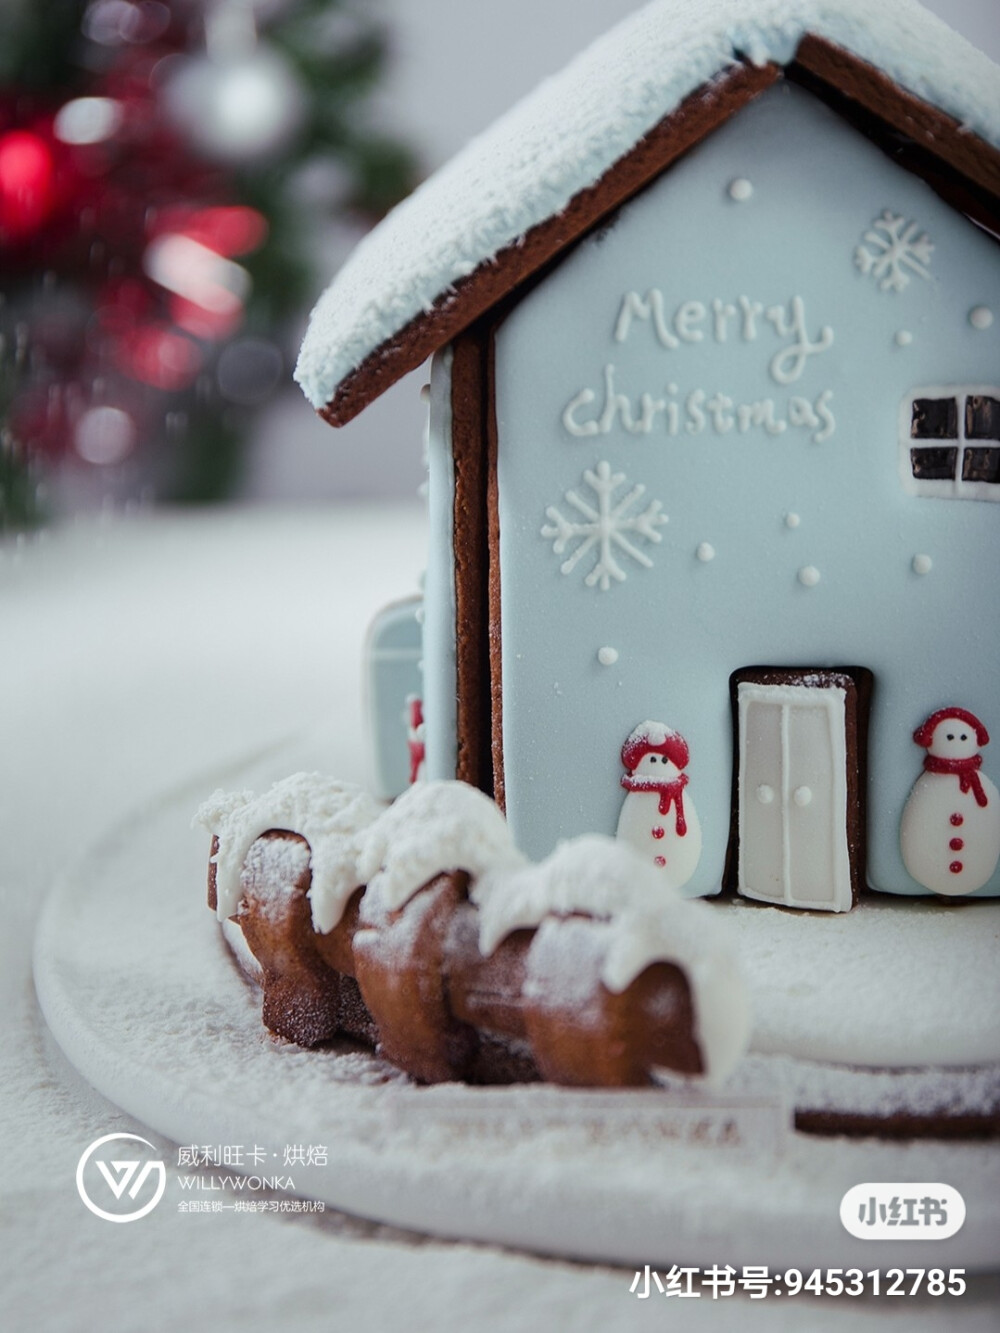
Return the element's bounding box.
[295,0,1000,422]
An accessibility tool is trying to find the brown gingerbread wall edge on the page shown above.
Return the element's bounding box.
[449,328,494,793]
[793,34,1000,206]
[484,328,506,812]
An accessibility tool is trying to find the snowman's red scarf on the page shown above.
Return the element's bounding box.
[620,772,689,834]
[923,753,988,807]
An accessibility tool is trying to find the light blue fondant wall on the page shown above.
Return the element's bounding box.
[364,596,424,799]
[490,82,1000,895]
[424,347,458,782]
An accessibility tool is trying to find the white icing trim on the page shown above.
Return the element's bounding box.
[221,917,263,985]
[356,780,525,913]
[205,774,751,1085]
[602,906,750,1085]
[424,346,458,782]
[473,834,670,956]
[195,774,383,932]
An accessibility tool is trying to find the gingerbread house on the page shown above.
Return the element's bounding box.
[296,0,1000,913]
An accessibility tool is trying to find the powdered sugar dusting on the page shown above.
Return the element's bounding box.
[734,896,1000,1068]
[473,835,669,955]
[522,916,612,1021]
[625,720,682,749]
[195,773,383,932]
[472,835,749,1079]
[243,836,311,923]
[356,780,526,912]
[603,905,750,1084]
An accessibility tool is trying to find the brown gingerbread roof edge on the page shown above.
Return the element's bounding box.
[295,4,1000,428]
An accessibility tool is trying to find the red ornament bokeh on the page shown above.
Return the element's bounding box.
[1,19,266,470]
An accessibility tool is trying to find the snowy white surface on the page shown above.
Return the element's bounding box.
[732,896,1000,1067]
[296,0,1000,411]
[4,510,1000,1330]
[32,754,1000,1278]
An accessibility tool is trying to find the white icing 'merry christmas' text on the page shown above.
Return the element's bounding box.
[562,291,837,443]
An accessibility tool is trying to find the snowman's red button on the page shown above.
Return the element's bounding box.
[654,855,666,867]
[651,826,665,839]
[950,838,964,851]
[950,813,964,827]
[949,861,963,874]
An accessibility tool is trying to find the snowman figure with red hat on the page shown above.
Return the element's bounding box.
[900,706,1000,896]
[616,721,702,890]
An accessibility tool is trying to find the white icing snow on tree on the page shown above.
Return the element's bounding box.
[541,460,667,591]
[854,210,933,292]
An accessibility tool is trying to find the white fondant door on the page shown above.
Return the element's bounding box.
[737,681,853,912]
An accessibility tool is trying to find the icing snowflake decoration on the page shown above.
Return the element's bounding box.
[541,460,667,591]
[854,211,933,293]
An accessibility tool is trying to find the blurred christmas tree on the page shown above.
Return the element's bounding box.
[0,0,416,529]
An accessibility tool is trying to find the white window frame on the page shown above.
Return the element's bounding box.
[899,384,1000,502]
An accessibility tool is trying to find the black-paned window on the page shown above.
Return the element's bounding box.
[911,446,958,480]
[963,448,1000,484]
[966,395,1000,441]
[902,388,1000,501]
[911,397,958,439]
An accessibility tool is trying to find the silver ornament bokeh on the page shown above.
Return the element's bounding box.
[162,44,306,162]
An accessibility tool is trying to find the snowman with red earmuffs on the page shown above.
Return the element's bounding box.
[900,706,1000,895]
[616,721,702,890]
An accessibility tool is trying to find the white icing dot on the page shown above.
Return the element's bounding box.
[894,330,913,347]
[970,306,994,330]
[793,786,813,807]
[597,645,619,666]
[784,512,800,529]
[798,565,820,587]
[695,542,715,562]
[728,177,753,201]
[912,553,933,575]
[756,784,774,804]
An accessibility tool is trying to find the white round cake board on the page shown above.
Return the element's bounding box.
[33,749,1000,1271]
